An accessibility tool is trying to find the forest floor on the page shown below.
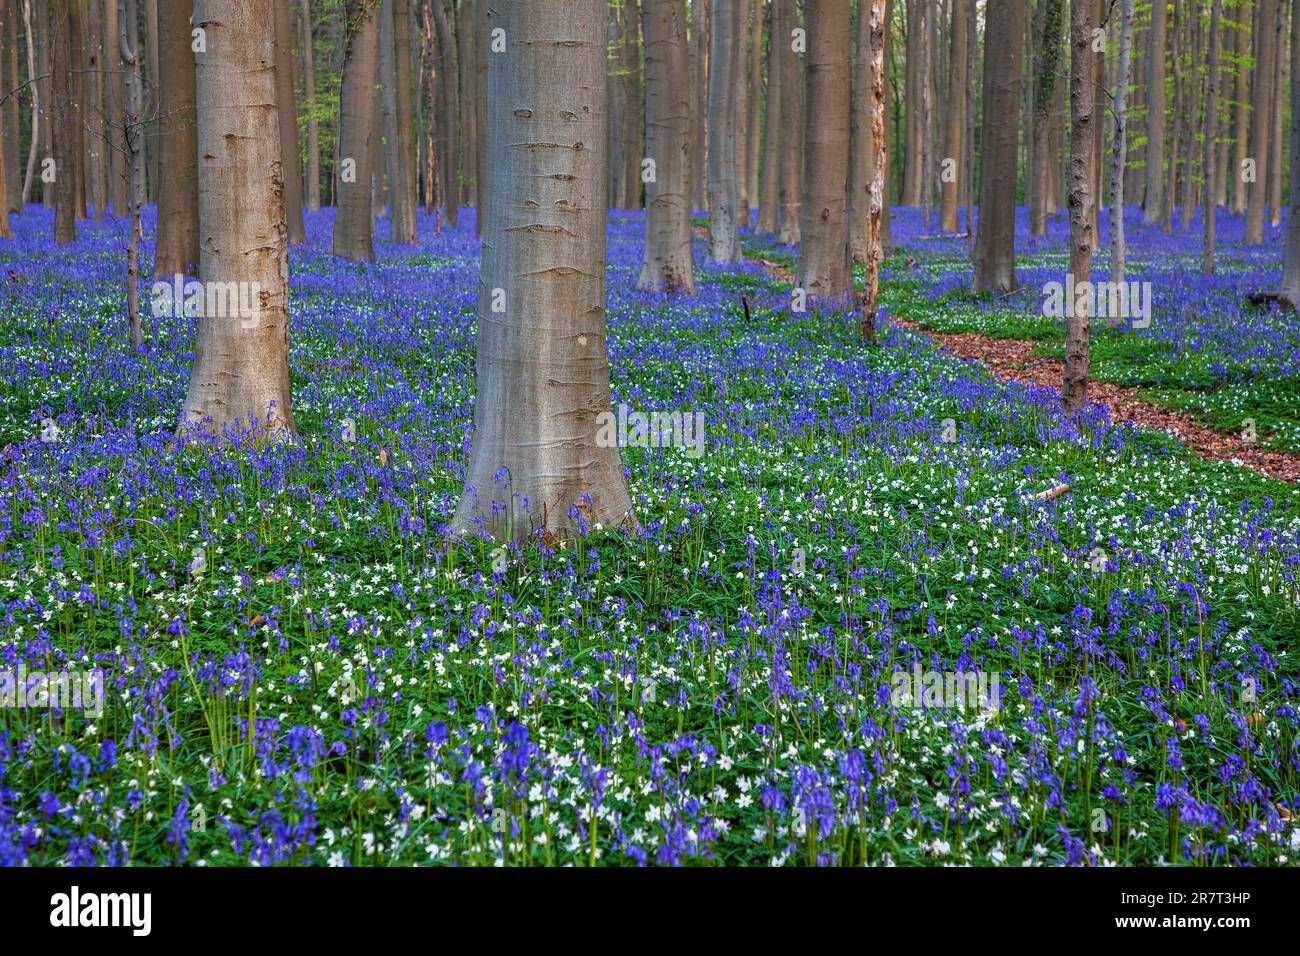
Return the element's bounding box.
[0,204,1297,867]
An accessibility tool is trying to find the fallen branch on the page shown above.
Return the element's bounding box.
[1026,482,1071,503]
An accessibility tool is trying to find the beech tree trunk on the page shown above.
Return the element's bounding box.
[849,0,871,260]
[707,0,741,262]
[972,0,1026,294]
[431,0,458,227]
[1245,0,1276,244]
[1231,0,1250,215]
[756,0,781,235]
[796,0,852,301]
[1203,0,1223,274]
[301,0,321,211]
[777,0,801,246]
[639,0,694,292]
[183,0,296,439]
[2,0,19,212]
[691,0,709,211]
[859,0,886,345]
[1267,6,1284,227]
[103,0,126,214]
[939,0,967,233]
[51,0,77,242]
[145,0,157,204]
[120,0,144,345]
[1280,0,1300,306]
[0,0,9,234]
[1109,0,1133,284]
[455,0,634,542]
[274,0,306,243]
[85,0,105,219]
[332,0,379,262]
[155,0,199,277]
[1144,0,1166,223]
[735,0,750,218]
[745,0,761,217]
[1062,0,1098,417]
[1031,0,1064,237]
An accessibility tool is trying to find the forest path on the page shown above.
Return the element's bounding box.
[705,224,1300,482]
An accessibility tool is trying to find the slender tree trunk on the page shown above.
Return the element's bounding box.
[1246,0,1276,244]
[473,0,485,227]
[1179,3,1202,231]
[69,0,85,219]
[1279,0,1300,306]
[432,0,457,227]
[273,0,305,243]
[859,0,886,344]
[757,0,781,235]
[796,0,851,300]
[707,0,740,261]
[1267,4,1284,227]
[391,0,418,232]
[103,0,126,214]
[144,0,157,203]
[455,0,633,542]
[1144,0,1166,223]
[746,0,761,217]
[155,0,199,276]
[420,0,438,222]
[1109,0,1133,284]
[1062,0,1098,417]
[639,0,694,292]
[734,0,750,218]
[332,0,379,261]
[1,0,19,212]
[1203,0,1223,273]
[120,0,144,345]
[691,0,709,212]
[51,0,77,241]
[85,0,105,219]
[850,0,871,259]
[938,0,966,233]
[1162,0,1181,232]
[777,0,801,245]
[623,0,642,211]
[972,0,1026,294]
[456,0,475,212]
[183,0,295,437]
[0,0,9,234]
[903,0,920,204]
[1031,0,1064,237]
[1232,0,1250,214]
[300,0,321,212]
[21,0,37,205]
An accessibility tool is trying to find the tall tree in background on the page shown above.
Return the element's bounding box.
[183,0,295,438]
[1202,0,1223,274]
[85,0,105,219]
[972,0,1025,293]
[1231,0,1250,215]
[2,0,20,213]
[939,0,967,234]
[389,0,416,243]
[275,0,306,243]
[0,0,9,235]
[745,0,761,217]
[1245,0,1277,245]
[50,0,77,242]
[1108,0,1134,284]
[1031,0,1064,238]
[104,0,127,214]
[778,0,801,245]
[155,0,200,277]
[734,0,750,217]
[430,0,458,226]
[1279,0,1300,307]
[333,0,380,262]
[455,0,633,542]
[639,0,694,292]
[145,0,158,204]
[690,0,709,212]
[120,0,145,344]
[796,0,851,301]
[849,0,872,260]
[301,0,321,211]
[757,0,782,235]
[707,0,741,262]
[859,0,886,346]
[1062,0,1098,417]
[1266,2,1284,228]
[1144,0,1167,224]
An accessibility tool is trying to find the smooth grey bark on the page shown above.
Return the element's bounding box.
[1143,0,1166,223]
[939,0,968,233]
[51,0,76,242]
[638,0,695,292]
[145,0,158,203]
[745,0,761,216]
[1280,0,1300,306]
[1109,0,1134,284]
[1246,0,1277,244]
[690,0,708,211]
[0,0,8,234]
[454,0,634,542]
[796,0,852,301]
[1267,4,1283,227]
[103,0,126,214]
[1031,0,1064,237]
[119,0,144,344]
[388,0,417,243]
[972,0,1026,294]
[20,0,37,205]
[777,0,801,246]
[332,0,379,262]
[431,0,458,227]
[275,0,305,243]
[1062,0,1099,417]
[735,0,749,217]
[301,0,321,211]
[155,0,199,277]
[707,0,741,262]
[1202,0,1222,274]
[1231,0,1249,215]
[183,0,295,438]
[756,0,781,235]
